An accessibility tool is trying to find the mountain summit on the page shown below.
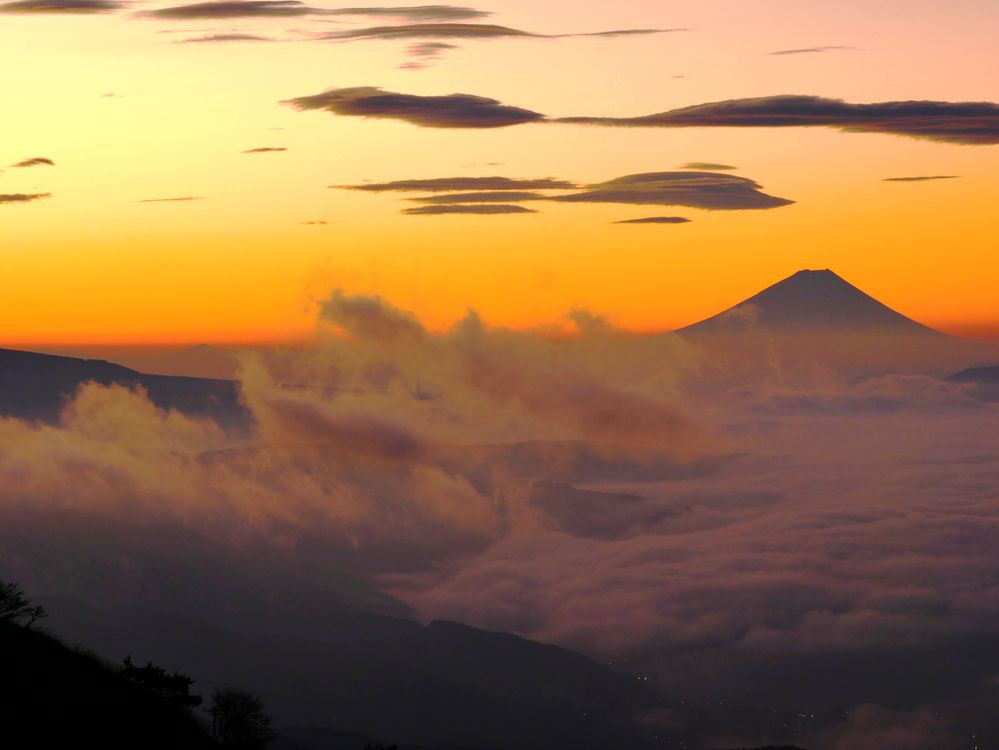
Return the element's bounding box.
[678,269,941,336]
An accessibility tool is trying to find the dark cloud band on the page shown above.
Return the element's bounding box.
[145,0,311,18]
[0,193,52,204]
[144,3,489,21]
[559,95,999,145]
[286,87,544,128]
[289,88,999,144]
[0,0,121,12]
[11,157,55,168]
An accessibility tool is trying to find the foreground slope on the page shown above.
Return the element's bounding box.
[0,620,213,749]
[47,598,664,750]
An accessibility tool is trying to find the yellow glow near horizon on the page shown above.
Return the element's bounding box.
[1,0,997,345]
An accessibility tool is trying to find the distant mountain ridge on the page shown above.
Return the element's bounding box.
[678,269,942,336]
[0,347,249,430]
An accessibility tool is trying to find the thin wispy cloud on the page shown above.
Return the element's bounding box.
[242,146,287,153]
[0,0,122,12]
[408,191,544,203]
[138,196,203,202]
[331,5,489,21]
[317,22,684,42]
[614,216,691,224]
[768,45,859,55]
[575,28,682,38]
[400,41,456,69]
[336,176,575,191]
[11,157,55,168]
[290,87,999,144]
[179,32,274,42]
[402,204,536,215]
[681,162,736,171]
[0,193,52,203]
[882,175,960,182]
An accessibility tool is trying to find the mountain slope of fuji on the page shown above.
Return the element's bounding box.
[678,269,942,336]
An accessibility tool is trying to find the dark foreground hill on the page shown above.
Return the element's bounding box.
[0,620,213,749]
[0,347,250,430]
[49,597,665,750]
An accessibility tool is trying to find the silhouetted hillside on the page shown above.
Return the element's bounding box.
[273,725,498,750]
[0,347,250,430]
[0,620,213,749]
[48,600,667,750]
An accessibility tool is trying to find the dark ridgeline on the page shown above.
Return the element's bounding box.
[0,347,251,430]
[947,363,999,400]
[949,364,999,382]
[677,268,942,336]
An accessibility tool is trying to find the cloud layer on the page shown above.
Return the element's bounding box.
[3,292,999,747]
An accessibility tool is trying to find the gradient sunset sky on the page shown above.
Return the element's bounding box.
[2,0,997,345]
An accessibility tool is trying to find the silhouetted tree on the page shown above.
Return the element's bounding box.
[0,580,47,627]
[210,686,273,749]
[121,656,203,709]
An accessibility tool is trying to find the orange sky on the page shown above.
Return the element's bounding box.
[1,0,997,345]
